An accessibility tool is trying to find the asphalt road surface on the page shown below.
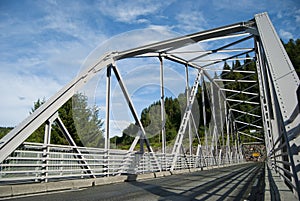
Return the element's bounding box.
[4,163,265,201]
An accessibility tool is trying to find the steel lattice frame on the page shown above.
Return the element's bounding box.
[0,12,299,197]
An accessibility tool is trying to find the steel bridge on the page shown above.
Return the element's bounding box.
[0,13,299,200]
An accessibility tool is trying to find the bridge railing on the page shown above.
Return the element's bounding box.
[0,142,242,184]
[267,134,300,197]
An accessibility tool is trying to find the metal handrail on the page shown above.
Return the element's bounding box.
[0,142,242,184]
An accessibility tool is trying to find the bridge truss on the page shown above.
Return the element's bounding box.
[0,12,299,198]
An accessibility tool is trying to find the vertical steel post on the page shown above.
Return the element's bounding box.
[224,101,230,163]
[219,90,225,148]
[210,82,218,164]
[105,65,112,150]
[201,73,208,156]
[235,124,241,163]
[159,56,166,154]
[230,113,236,163]
[185,64,193,155]
[42,119,52,183]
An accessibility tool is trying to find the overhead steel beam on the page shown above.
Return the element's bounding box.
[226,98,260,105]
[220,88,258,96]
[238,131,264,141]
[188,35,253,62]
[234,120,262,129]
[214,79,257,83]
[230,107,261,118]
[115,21,254,60]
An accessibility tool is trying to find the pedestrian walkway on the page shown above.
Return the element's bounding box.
[265,165,297,200]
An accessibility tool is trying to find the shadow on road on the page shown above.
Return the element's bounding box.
[127,163,264,201]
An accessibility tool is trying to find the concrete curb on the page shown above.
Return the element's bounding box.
[170,169,190,175]
[95,175,127,185]
[12,183,47,196]
[163,171,172,177]
[0,175,128,198]
[125,173,155,181]
[154,171,164,178]
[137,173,155,180]
[0,163,249,198]
[46,180,74,192]
[0,185,12,198]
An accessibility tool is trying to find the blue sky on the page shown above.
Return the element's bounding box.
[0,0,299,136]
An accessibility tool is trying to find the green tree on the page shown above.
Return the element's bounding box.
[283,39,300,77]
[55,96,80,145]
[26,98,46,143]
[0,127,13,139]
[26,93,104,148]
[114,123,137,149]
[72,93,104,148]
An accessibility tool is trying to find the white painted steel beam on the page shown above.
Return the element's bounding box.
[234,120,262,129]
[226,98,260,105]
[220,88,258,96]
[159,56,166,154]
[116,21,252,60]
[230,107,261,118]
[215,79,257,83]
[238,131,264,141]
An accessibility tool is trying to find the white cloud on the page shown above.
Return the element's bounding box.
[0,69,62,126]
[277,11,283,19]
[212,0,267,13]
[147,25,175,34]
[98,0,172,24]
[0,1,109,126]
[41,1,108,47]
[295,9,300,23]
[296,15,300,23]
[279,29,294,40]
[175,11,207,32]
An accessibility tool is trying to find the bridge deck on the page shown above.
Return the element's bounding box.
[3,162,271,201]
